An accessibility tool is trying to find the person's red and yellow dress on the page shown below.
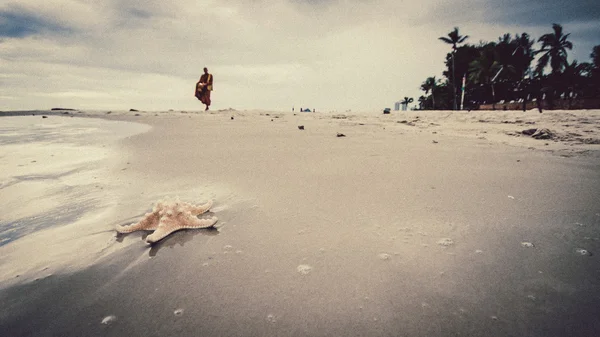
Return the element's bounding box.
[195,73,213,108]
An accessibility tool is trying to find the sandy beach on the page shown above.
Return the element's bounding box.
[1,109,599,337]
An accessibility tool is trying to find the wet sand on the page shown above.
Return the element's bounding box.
[1,109,599,336]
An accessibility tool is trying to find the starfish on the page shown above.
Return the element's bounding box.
[116,199,217,244]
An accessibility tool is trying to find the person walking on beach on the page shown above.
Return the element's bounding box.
[195,67,213,111]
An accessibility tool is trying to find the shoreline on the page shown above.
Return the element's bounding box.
[3,108,598,158]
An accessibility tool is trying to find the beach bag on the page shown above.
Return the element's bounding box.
[195,82,203,100]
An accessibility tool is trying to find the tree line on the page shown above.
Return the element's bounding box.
[416,24,600,111]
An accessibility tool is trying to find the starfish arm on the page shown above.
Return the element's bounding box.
[145,217,181,243]
[115,211,161,233]
[181,214,218,229]
[185,200,213,216]
[145,214,218,244]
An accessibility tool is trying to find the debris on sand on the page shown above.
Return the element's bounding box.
[575,248,592,256]
[337,133,346,137]
[437,238,454,247]
[298,125,305,130]
[101,315,117,325]
[531,128,554,139]
[378,253,391,260]
[297,264,312,275]
[521,128,537,136]
[521,128,555,140]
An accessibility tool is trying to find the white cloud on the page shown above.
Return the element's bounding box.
[0,0,597,111]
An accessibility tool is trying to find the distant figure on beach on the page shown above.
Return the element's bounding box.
[195,67,213,111]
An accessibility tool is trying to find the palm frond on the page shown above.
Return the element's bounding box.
[439,37,453,44]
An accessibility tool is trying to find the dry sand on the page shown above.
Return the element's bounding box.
[1,109,599,336]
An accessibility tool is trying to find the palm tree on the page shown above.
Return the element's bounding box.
[493,34,518,82]
[439,27,469,110]
[512,33,535,80]
[400,97,414,111]
[418,95,427,110]
[561,60,591,108]
[592,45,600,69]
[535,23,573,76]
[439,27,470,53]
[420,76,438,109]
[469,44,500,109]
[591,45,600,80]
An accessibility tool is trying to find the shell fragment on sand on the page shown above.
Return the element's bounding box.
[521,242,535,248]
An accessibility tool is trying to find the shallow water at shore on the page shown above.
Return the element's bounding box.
[0,116,150,247]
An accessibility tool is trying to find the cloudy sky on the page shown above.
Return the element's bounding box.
[1,0,598,112]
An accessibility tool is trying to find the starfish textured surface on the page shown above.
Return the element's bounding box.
[116,199,217,243]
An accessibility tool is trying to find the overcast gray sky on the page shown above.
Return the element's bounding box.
[1,0,598,112]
